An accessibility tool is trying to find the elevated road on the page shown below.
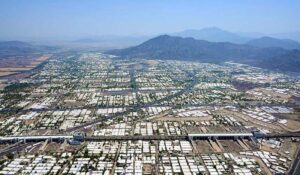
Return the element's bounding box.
[0,135,72,143]
[188,133,253,140]
[1,103,295,114]
[263,132,300,139]
[85,135,188,141]
[1,132,300,144]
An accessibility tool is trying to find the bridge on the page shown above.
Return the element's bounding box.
[264,132,300,138]
[0,135,73,144]
[188,133,254,140]
[85,135,187,141]
[0,132,300,144]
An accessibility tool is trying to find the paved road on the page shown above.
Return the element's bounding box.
[85,135,188,141]
[87,133,300,141]
[1,102,295,114]
[288,148,300,175]
[1,132,300,144]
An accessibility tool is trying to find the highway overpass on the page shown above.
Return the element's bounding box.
[1,131,300,144]
[0,135,73,143]
[188,133,254,140]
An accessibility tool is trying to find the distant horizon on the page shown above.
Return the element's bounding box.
[1,26,300,42]
[1,0,300,41]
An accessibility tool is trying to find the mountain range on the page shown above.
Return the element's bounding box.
[107,35,300,73]
[73,27,300,49]
[1,27,300,73]
[171,27,300,50]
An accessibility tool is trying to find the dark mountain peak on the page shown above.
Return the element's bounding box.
[107,35,285,61]
[147,35,196,42]
[138,35,206,50]
[149,34,173,40]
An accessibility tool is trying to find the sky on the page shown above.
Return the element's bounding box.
[0,0,300,40]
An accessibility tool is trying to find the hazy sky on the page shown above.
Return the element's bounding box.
[0,0,300,40]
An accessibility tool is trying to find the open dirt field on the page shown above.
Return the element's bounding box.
[0,54,51,77]
[244,140,259,150]
[194,140,215,153]
[186,126,203,133]
[214,109,285,132]
[0,68,33,71]
[144,60,160,65]
[286,120,300,131]
[45,142,62,153]
[280,139,300,157]
[274,113,300,131]
[219,140,244,152]
[0,72,17,76]
[205,126,227,133]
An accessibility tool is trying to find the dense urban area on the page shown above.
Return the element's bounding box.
[0,52,300,175]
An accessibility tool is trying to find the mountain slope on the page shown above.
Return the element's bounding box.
[108,35,286,62]
[0,41,34,55]
[172,27,251,43]
[254,49,300,73]
[247,36,300,50]
[108,35,300,72]
[0,41,56,56]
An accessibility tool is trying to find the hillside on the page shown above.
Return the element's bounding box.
[107,35,300,73]
[0,41,56,56]
[247,37,300,50]
[254,50,300,73]
[108,35,286,61]
[0,41,57,77]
